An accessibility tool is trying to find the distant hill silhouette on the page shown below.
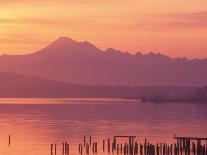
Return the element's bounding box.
[0,72,195,98]
[0,36,207,86]
[0,72,134,98]
[0,72,85,98]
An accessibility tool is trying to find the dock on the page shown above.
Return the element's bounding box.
[49,135,207,155]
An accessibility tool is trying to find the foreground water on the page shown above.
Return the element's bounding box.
[0,98,206,155]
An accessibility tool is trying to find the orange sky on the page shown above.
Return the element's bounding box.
[0,0,207,58]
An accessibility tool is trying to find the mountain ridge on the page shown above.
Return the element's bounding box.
[1,36,206,61]
[0,36,207,86]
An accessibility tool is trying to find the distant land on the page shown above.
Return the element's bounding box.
[1,71,207,103]
[0,37,207,86]
[0,71,139,98]
[0,72,197,99]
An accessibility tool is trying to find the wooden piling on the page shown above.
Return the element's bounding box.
[117,144,119,154]
[124,143,127,155]
[55,144,57,155]
[134,142,138,155]
[86,143,89,154]
[140,144,143,155]
[51,144,53,155]
[65,142,67,154]
[108,138,110,153]
[156,144,159,155]
[90,136,92,146]
[68,143,69,155]
[144,139,147,155]
[121,144,123,154]
[103,139,105,152]
[8,135,11,146]
[62,143,64,154]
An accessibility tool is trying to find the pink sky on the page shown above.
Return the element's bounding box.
[0,0,207,58]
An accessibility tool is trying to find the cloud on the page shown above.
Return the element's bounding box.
[0,17,67,26]
[1,11,207,31]
[117,11,207,32]
[0,35,47,44]
[144,11,207,29]
[0,0,113,5]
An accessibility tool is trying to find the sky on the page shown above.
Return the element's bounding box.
[0,0,207,58]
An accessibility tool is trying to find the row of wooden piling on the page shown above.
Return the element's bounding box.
[106,139,171,155]
[79,137,98,154]
[51,142,69,155]
[50,136,207,155]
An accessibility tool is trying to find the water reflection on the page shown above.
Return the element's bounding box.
[0,99,206,155]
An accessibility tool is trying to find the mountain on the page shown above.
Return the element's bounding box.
[32,37,101,58]
[0,37,207,86]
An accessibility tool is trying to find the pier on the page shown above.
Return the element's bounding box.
[49,135,207,155]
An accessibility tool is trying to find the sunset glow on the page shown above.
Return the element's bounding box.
[0,0,207,58]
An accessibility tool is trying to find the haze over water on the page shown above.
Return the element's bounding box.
[0,98,206,155]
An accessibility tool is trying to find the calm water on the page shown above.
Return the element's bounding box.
[0,98,206,155]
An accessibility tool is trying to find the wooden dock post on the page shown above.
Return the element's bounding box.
[51,144,53,155]
[117,144,119,154]
[121,144,123,154]
[86,143,89,154]
[205,144,207,155]
[174,143,176,155]
[65,143,68,155]
[160,143,162,155]
[65,142,67,154]
[84,136,86,147]
[192,142,196,155]
[103,139,105,152]
[90,136,92,146]
[144,139,147,155]
[67,143,69,155]
[170,144,173,155]
[197,140,201,155]
[134,142,138,155]
[112,136,116,152]
[55,144,57,155]
[95,142,98,153]
[8,135,11,146]
[124,143,127,155]
[140,144,143,155]
[156,143,159,155]
[202,145,205,155]
[92,142,94,153]
[108,138,110,153]
[62,143,65,154]
[78,143,83,154]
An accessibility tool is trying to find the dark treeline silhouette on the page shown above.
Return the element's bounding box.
[142,86,207,103]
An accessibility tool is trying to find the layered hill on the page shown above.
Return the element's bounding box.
[0,72,195,99]
[0,72,133,98]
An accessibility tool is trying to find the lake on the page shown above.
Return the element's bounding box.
[0,98,206,155]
